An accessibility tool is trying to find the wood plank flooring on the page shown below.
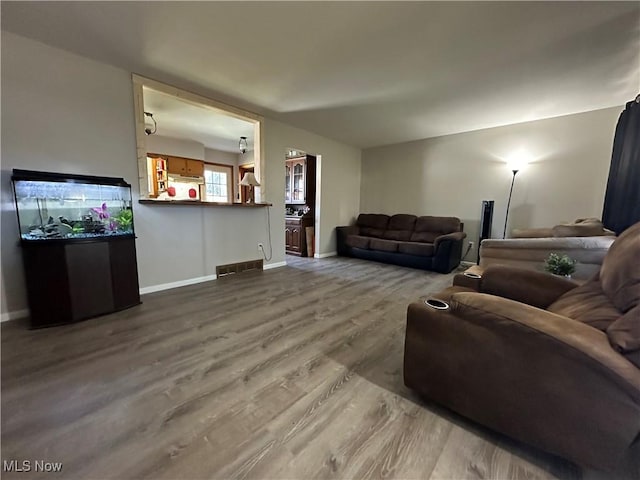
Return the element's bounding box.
[1,256,636,479]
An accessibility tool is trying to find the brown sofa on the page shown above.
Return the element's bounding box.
[479,235,615,281]
[336,214,466,273]
[511,217,615,238]
[404,221,640,470]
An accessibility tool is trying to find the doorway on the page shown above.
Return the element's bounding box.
[285,148,319,260]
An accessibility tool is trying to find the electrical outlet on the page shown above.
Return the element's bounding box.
[469,241,475,250]
[257,243,264,251]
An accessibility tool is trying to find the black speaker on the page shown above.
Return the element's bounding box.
[477,200,494,264]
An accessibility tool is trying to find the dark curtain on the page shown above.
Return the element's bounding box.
[602,97,640,235]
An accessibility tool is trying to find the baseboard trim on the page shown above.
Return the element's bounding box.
[140,274,218,295]
[1,308,29,323]
[460,261,476,267]
[314,251,337,259]
[264,261,287,270]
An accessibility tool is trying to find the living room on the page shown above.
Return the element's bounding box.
[1,2,639,479]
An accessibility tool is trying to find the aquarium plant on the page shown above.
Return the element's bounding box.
[544,253,576,277]
[113,209,133,232]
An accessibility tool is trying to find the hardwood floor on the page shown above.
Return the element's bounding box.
[0,257,634,479]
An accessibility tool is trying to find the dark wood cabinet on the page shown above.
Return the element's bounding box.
[285,216,313,256]
[21,237,141,328]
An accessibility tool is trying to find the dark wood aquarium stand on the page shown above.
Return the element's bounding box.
[12,169,141,328]
[21,236,141,328]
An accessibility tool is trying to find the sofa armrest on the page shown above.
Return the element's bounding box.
[431,231,466,273]
[433,231,466,251]
[404,293,640,469]
[480,265,579,309]
[336,225,359,256]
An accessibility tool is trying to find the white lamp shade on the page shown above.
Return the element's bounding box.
[240,172,260,187]
[506,149,532,172]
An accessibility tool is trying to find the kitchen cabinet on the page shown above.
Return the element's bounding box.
[285,216,313,256]
[167,156,204,177]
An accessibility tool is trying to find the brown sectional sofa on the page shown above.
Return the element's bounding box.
[404,221,640,470]
[336,213,466,273]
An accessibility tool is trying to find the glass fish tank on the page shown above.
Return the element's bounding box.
[12,169,135,242]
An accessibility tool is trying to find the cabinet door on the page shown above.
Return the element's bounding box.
[292,162,305,203]
[110,238,140,310]
[22,243,72,327]
[66,242,115,321]
[167,157,187,175]
[285,164,291,202]
[285,227,292,249]
[290,227,301,252]
[186,159,204,176]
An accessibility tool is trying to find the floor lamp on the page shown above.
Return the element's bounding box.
[502,169,519,239]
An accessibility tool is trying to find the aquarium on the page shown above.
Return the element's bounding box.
[12,169,135,242]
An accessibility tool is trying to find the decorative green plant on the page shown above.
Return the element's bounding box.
[113,209,133,231]
[544,253,576,276]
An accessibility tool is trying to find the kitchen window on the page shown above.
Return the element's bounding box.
[204,163,233,203]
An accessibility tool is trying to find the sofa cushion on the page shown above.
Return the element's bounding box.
[370,238,399,253]
[383,229,413,241]
[388,214,417,231]
[415,216,461,234]
[512,227,555,238]
[410,231,439,243]
[346,235,371,250]
[398,242,435,257]
[552,218,614,237]
[360,227,386,238]
[411,216,461,242]
[357,214,389,230]
[547,281,620,331]
[607,305,640,368]
[599,221,640,313]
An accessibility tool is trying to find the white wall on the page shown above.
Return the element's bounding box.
[0,32,361,318]
[147,135,205,160]
[361,108,620,260]
[263,119,362,256]
[205,148,237,167]
[1,31,139,319]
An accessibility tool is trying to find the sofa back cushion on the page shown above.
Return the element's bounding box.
[411,216,461,243]
[547,280,620,331]
[599,221,640,313]
[357,214,389,238]
[383,214,417,241]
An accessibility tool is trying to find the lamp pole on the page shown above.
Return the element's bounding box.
[503,169,519,239]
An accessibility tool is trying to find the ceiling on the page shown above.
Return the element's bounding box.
[2,2,639,149]
[143,87,255,153]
